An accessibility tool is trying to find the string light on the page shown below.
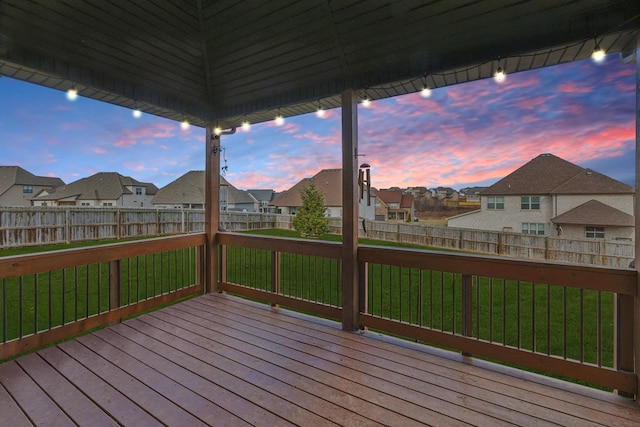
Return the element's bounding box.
[180,120,190,130]
[494,65,506,83]
[316,99,325,117]
[66,86,78,101]
[361,89,371,107]
[420,74,431,98]
[242,119,250,131]
[214,126,222,135]
[591,40,605,62]
[275,107,284,125]
[132,109,142,118]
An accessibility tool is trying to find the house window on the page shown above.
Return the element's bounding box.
[103,202,113,206]
[522,223,544,235]
[389,203,399,209]
[586,226,605,239]
[81,202,91,206]
[521,196,540,210]
[487,196,504,210]
[23,185,33,193]
[135,187,143,195]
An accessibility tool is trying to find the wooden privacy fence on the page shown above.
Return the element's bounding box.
[332,219,635,268]
[0,207,206,247]
[1,208,634,267]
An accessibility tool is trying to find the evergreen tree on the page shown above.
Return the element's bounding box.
[292,182,330,238]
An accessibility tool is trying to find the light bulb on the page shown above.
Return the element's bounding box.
[275,115,284,126]
[214,127,222,135]
[591,47,605,62]
[316,108,325,117]
[242,121,250,131]
[132,109,142,118]
[421,87,431,98]
[66,88,78,101]
[494,67,506,83]
[180,121,190,130]
[362,98,371,107]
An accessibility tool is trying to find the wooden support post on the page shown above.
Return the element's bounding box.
[341,88,359,331]
[633,33,640,403]
[205,126,220,293]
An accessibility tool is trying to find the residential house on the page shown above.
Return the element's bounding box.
[0,166,64,207]
[375,189,415,221]
[247,189,280,213]
[435,186,459,201]
[447,154,634,240]
[270,169,375,220]
[152,171,258,212]
[459,186,488,204]
[31,172,158,208]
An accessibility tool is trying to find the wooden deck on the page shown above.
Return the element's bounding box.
[1,294,639,426]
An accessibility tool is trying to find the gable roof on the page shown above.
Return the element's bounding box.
[0,166,64,196]
[551,200,634,226]
[33,172,157,201]
[376,190,414,210]
[247,189,278,203]
[152,171,256,205]
[271,169,342,208]
[481,154,633,196]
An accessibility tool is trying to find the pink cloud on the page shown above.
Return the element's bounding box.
[557,82,592,94]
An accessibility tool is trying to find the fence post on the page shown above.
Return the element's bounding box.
[461,273,473,357]
[109,259,121,321]
[196,245,205,292]
[358,261,368,324]
[615,293,634,397]
[219,244,227,287]
[115,209,121,240]
[65,209,71,244]
[271,251,280,306]
[544,236,549,260]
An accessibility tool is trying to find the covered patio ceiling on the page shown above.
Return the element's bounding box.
[0,0,639,129]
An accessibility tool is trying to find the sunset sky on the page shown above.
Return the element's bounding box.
[0,53,635,192]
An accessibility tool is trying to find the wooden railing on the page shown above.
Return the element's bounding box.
[0,233,207,360]
[0,230,636,395]
[217,233,343,320]
[216,232,637,395]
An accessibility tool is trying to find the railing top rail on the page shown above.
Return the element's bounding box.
[0,233,207,279]
[217,232,342,259]
[359,244,637,295]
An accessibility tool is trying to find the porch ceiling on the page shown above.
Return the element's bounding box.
[0,1,638,129]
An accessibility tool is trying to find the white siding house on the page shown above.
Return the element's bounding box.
[447,154,634,241]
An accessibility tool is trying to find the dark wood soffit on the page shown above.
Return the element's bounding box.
[0,0,638,129]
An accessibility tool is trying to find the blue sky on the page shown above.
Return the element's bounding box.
[0,54,635,192]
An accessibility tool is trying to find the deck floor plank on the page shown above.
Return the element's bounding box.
[0,381,33,427]
[38,346,164,427]
[1,292,639,427]
[181,297,559,426]
[15,353,119,427]
[134,309,445,427]
[207,293,640,425]
[153,301,508,426]
[192,295,629,427]
[0,360,75,426]
[75,332,251,427]
[57,339,209,427]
